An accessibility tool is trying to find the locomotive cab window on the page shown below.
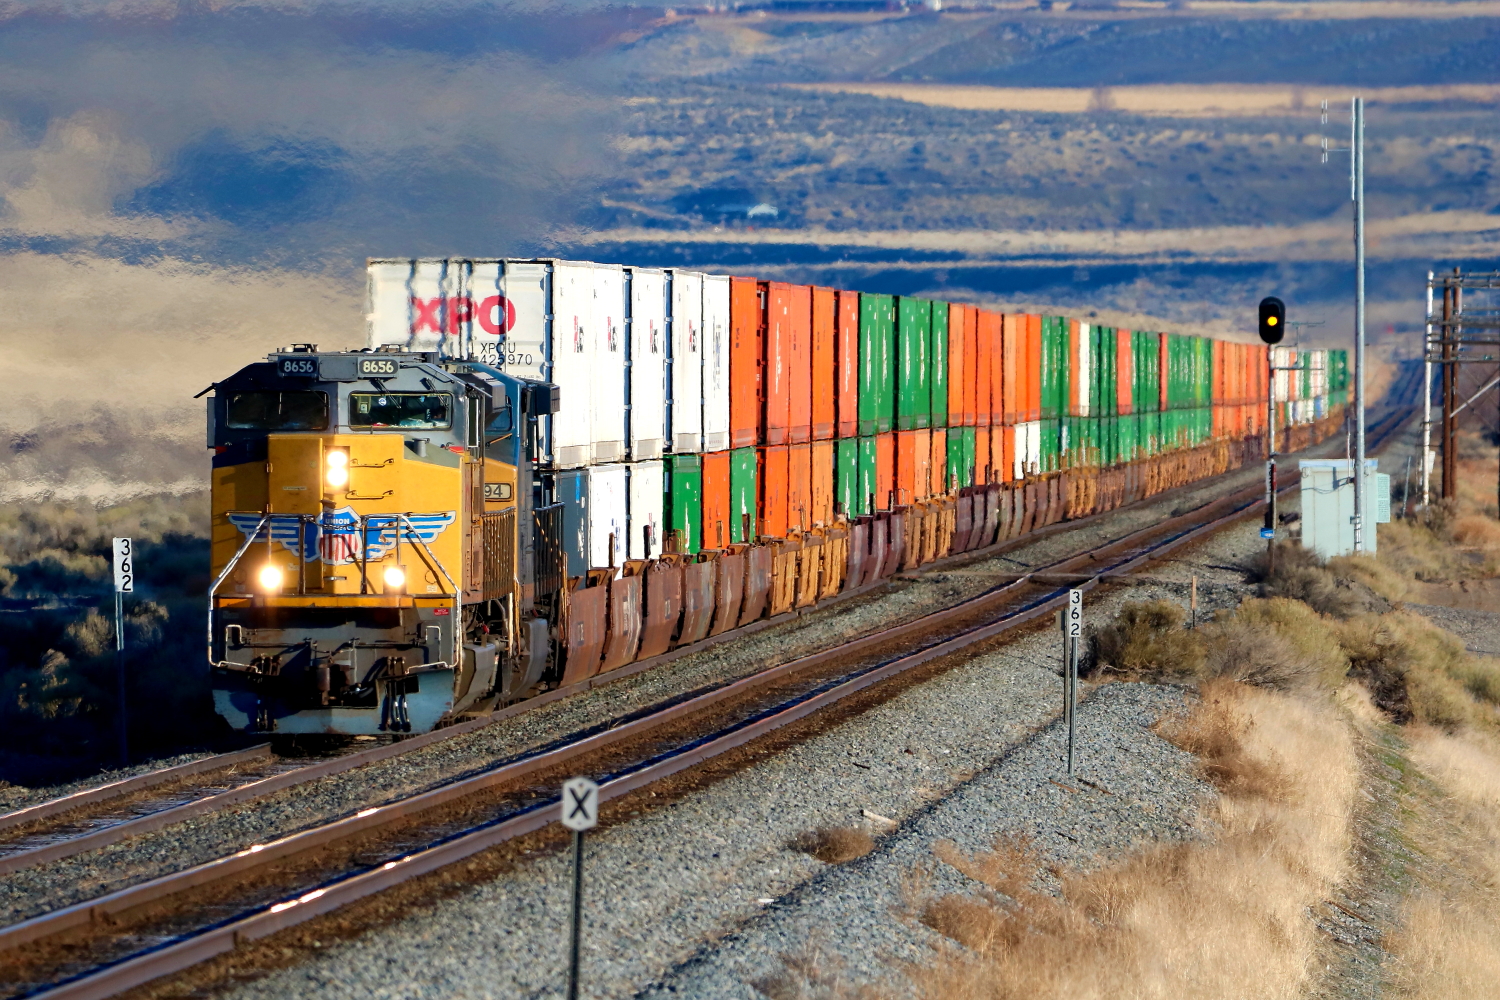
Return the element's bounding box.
[350,392,453,429]
[225,390,329,431]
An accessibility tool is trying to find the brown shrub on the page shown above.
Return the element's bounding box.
[1218,597,1348,689]
[790,826,875,865]
[1092,600,1203,680]
[919,894,1013,955]
[1158,679,1288,799]
[932,835,1039,900]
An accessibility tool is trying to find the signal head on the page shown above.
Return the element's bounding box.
[1258,297,1286,344]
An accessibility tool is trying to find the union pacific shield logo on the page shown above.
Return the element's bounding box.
[227,507,456,565]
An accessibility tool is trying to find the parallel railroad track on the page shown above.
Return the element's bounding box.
[1,408,1416,1000]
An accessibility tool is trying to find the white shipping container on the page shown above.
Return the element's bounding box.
[366,257,549,380]
[1015,421,1041,479]
[626,460,664,561]
[702,275,731,453]
[591,265,628,464]
[668,270,703,453]
[586,464,628,573]
[551,262,596,468]
[628,268,667,461]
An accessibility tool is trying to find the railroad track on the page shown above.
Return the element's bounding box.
[0,410,1416,1000]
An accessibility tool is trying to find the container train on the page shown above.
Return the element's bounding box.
[207,259,1348,735]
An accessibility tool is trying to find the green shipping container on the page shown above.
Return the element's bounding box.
[835,437,860,517]
[896,297,932,431]
[730,447,757,543]
[858,294,895,436]
[1040,317,1068,421]
[1040,417,1061,473]
[931,303,949,428]
[945,426,976,488]
[667,454,702,554]
[1119,412,1138,464]
[857,436,878,516]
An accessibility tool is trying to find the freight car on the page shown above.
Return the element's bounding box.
[207,259,1348,734]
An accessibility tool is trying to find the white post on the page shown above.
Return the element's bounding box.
[1422,271,1434,508]
[1352,97,1367,553]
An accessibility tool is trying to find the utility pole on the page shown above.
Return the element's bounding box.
[1352,96,1367,553]
[1422,272,1434,507]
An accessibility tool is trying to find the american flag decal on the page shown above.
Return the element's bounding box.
[228,507,456,565]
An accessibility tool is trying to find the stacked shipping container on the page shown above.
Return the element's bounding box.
[367,259,1347,586]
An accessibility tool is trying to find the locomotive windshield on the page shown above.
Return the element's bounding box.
[350,392,453,429]
[224,390,329,430]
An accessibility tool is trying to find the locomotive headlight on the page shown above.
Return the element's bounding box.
[257,564,284,591]
[383,565,406,589]
[325,449,349,489]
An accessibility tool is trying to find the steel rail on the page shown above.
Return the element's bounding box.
[10,454,1325,1000]
[0,411,1408,884]
[0,747,272,840]
[6,410,1414,1000]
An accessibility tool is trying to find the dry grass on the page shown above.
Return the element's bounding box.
[791,826,876,865]
[1337,612,1500,729]
[905,682,1358,1000]
[1386,729,1500,997]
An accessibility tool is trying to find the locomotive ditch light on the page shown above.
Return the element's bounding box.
[383,565,406,589]
[257,564,284,591]
[325,448,349,489]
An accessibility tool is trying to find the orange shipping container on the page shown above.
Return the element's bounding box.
[875,432,895,510]
[789,285,813,445]
[702,450,731,550]
[974,426,991,485]
[931,428,948,495]
[836,290,859,438]
[1001,314,1020,426]
[947,304,969,428]
[1024,314,1042,423]
[810,439,834,526]
[1117,328,1134,415]
[896,429,931,505]
[788,442,812,531]
[975,309,995,429]
[730,277,763,449]
[759,445,789,537]
[764,283,794,447]
[811,287,836,440]
[1006,424,1018,482]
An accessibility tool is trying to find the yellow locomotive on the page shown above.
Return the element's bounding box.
[208,345,559,734]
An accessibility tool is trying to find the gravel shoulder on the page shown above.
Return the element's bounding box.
[0,454,1304,927]
[199,494,1278,1000]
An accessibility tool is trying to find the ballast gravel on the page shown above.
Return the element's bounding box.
[0,455,1302,926]
[213,572,1219,1000]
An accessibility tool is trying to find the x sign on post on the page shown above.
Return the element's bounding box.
[560,777,599,1000]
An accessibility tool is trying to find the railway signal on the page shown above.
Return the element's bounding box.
[112,538,133,766]
[1258,297,1285,345]
[561,776,599,1000]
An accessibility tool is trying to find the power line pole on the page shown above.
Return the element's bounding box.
[1422,271,1434,508]
[1352,96,1367,553]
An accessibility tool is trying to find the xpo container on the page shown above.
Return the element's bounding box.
[367,257,630,469]
[627,460,664,560]
[703,276,732,453]
[668,270,704,453]
[586,463,628,572]
[627,267,667,461]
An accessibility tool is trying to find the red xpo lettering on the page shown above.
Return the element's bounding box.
[409,296,517,336]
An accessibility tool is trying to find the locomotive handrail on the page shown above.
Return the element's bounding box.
[394,513,461,672]
[206,513,271,669]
